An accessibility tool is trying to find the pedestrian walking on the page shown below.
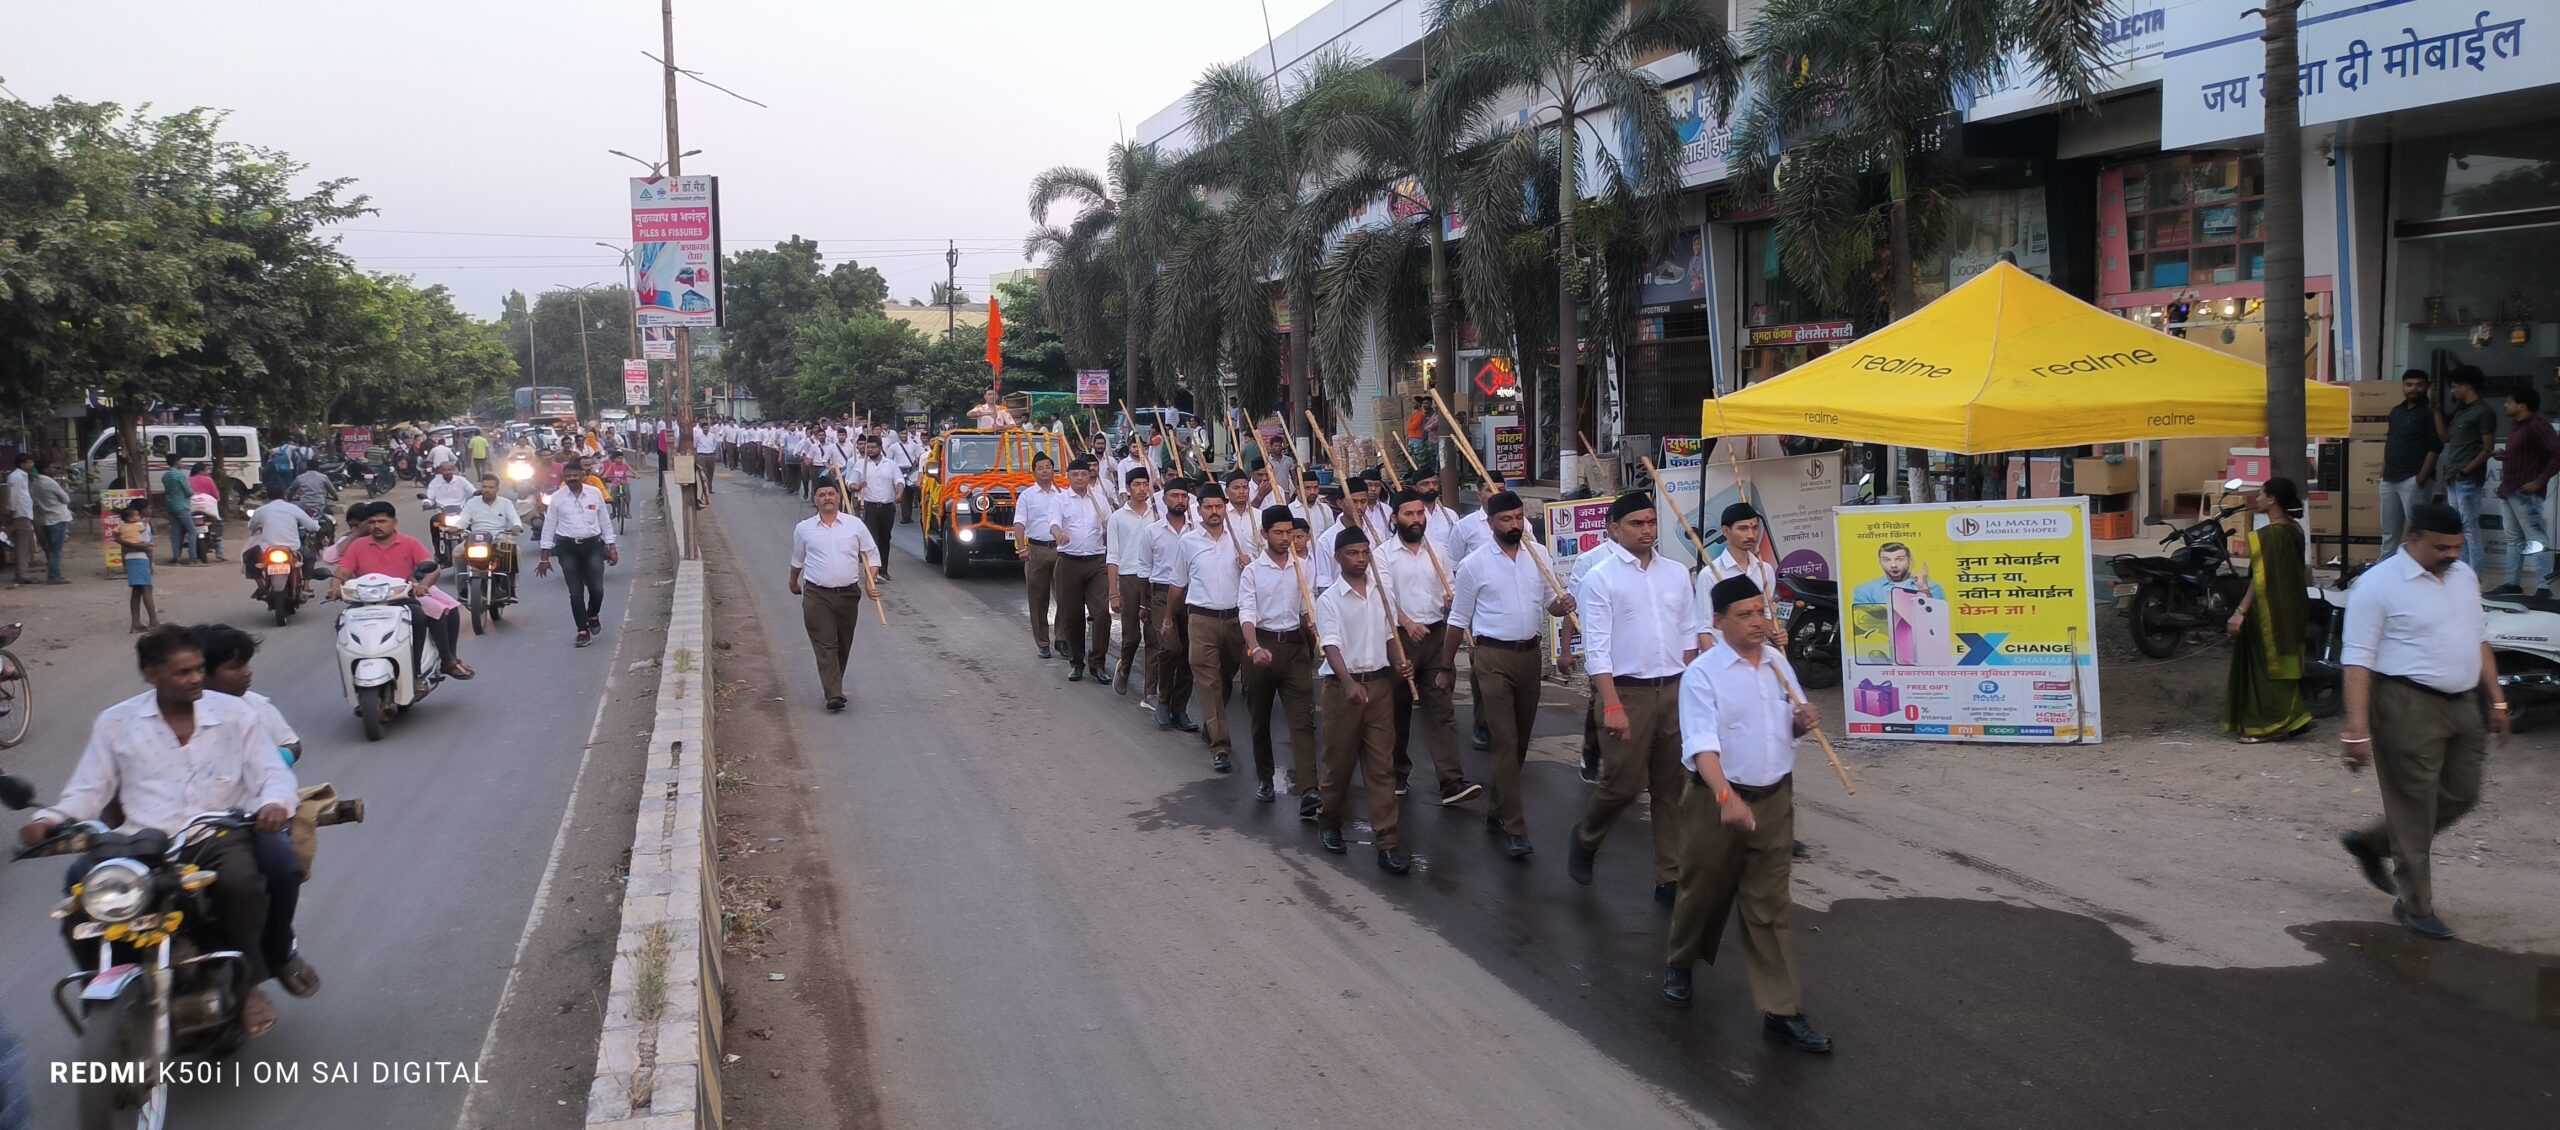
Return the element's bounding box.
[1015,453,1066,658]
[847,435,903,582]
[2436,366,2495,571]
[1314,524,1418,872]
[691,418,720,505]
[1377,490,1478,805]
[1445,491,1573,859]
[1167,490,1251,773]
[1240,505,1322,818]
[160,454,198,565]
[1569,490,1701,903]
[467,429,491,480]
[2336,503,2510,940]
[1147,479,1200,732]
[2489,386,2557,597]
[116,503,158,631]
[5,454,34,585]
[788,482,882,713]
[32,461,71,585]
[1106,469,1159,694]
[1661,573,1832,1055]
[2225,478,2315,743]
[536,455,618,648]
[1049,458,1114,683]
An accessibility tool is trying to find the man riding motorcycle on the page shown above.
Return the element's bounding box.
[332,500,474,680]
[17,626,305,1037]
[460,473,528,595]
[243,487,321,599]
[288,463,335,519]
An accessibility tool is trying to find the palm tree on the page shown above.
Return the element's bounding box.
[2258,0,2309,486]
[1424,0,1737,487]
[1027,141,1173,408]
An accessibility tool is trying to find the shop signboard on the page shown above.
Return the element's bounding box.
[1639,227,1710,312]
[1963,1,2177,121]
[1074,370,1111,406]
[1491,421,1527,480]
[1664,72,1751,187]
[101,489,145,567]
[1834,497,2102,743]
[2161,0,2559,149]
[1746,321,1856,348]
[1662,436,1704,468]
[641,326,678,360]
[1653,453,1842,581]
[1543,497,1616,666]
[630,176,723,328]
[622,359,650,406]
[335,426,374,464]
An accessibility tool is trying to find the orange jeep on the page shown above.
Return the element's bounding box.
[920,427,1070,578]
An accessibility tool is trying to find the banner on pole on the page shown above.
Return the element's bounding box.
[622,359,651,406]
[641,326,677,360]
[1834,497,2100,743]
[629,176,722,328]
[1075,370,1110,406]
[1654,452,1842,580]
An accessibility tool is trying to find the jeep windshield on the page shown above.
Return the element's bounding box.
[944,435,1001,475]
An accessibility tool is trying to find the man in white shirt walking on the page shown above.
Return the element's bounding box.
[1167,489,1251,768]
[1050,458,1116,683]
[2336,503,2509,939]
[691,419,720,505]
[535,455,619,648]
[6,453,35,585]
[1240,505,1322,818]
[1662,574,1831,1055]
[1106,470,1159,694]
[1445,491,1574,859]
[788,481,882,712]
[1378,490,1478,806]
[1145,479,1200,732]
[847,435,903,581]
[1315,525,1417,873]
[1570,490,1702,903]
[1014,453,1066,658]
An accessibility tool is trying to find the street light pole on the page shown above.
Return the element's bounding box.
[663,0,691,447]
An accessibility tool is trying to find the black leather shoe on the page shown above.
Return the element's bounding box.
[1156,707,1178,730]
[1471,728,1492,751]
[1567,827,1595,886]
[1763,1013,1833,1054]
[1254,779,1275,802]
[1505,835,1534,860]
[1792,839,1811,861]
[824,696,846,713]
[1319,828,1346,855]
[2394,901,2455,939]
[1067,666,1085,682]
[1176,714,1200,733]
[1655,881,1678,907]
[1579,755,1601,785]
[1036,644,1052,659]
[1377,847,1411,874]
[1662,966,1693,1009]
[1094,666,1114,686]
[1393,772,1410,797]
[2341,831,2396,895]
[1211,753,1234,774]
[1484,814,1505,836]
[1299,789,1322,822]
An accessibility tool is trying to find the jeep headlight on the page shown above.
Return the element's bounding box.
[79,859,151,923]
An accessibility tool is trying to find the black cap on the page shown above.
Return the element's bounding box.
[1261,505,1296,531]
[1335,524,1369,549]
[1607,489,1654,522]
[1124,467,1150,484]
[1391,489,1425,510]
[1710,574,1764,615]
[1484,490,1524,516]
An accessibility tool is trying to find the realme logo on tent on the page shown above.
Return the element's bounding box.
[1852,353,1954,379]
[2031,349,2160,378]
[2148,412,2197,427]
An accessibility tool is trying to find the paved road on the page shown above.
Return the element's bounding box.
[709,470,2559,1130]
[1,485,662,1129]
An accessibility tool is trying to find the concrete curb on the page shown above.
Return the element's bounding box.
[584,559,724,1129]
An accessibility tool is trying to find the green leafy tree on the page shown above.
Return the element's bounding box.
[1028,141,1184,406]
[717,236,889,410]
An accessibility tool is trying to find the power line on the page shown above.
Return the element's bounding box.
[331,225,1029,243]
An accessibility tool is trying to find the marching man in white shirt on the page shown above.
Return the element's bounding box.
[1014,453,1066,659]
[1166,487,1251,769]
[847,435,903,581]
[1314,524,1416,873]
[1569,490,1701,903]
[1145,478,1200,732]
[1106,469,1159,695]
[788,481,882,713]
[1661,573,1831,1055]
[690,418,719,506]
[1443,491,1573,859]
[1378,489,1479,806]
[1701,502,1784,649]
[1050,457,1117,684]
[1240,505,1322,818]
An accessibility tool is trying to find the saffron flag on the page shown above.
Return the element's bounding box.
[985,295,1005,384]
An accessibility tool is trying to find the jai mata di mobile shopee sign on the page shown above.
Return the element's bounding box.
[630,176,723,328]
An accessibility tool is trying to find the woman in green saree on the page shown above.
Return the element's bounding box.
[2225,477,2314,742]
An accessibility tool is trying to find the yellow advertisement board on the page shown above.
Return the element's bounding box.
[1834,497,2101,743]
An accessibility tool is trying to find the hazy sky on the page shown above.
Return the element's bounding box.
[9,0,1329,317]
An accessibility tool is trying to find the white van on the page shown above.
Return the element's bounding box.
[81,425,264,504]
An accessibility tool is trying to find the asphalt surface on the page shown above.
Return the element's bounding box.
[0,483,660,1129]
[711,470,2559,1130]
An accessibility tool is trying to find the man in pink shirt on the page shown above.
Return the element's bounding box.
[332,501,473,679]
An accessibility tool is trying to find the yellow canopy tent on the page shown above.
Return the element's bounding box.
[1703,261,2348,452]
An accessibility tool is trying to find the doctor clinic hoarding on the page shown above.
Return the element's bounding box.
[1834,498,2101,743]
[630,176,722,327]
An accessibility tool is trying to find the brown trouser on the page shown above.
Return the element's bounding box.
[1667,775,1800,1017]
[1152,583,1193,715]
[1392,621,1465,786]
[1321,671,1401,848]
[1579,678,1686,884]
[1244,626,1319,789]
[782,457,801,494]
[1116,574,1152,681]
[10,516,33,582]
[1023,542,1057,647]
[1474,641,1544,835]
[694,453,716,497]
[1053,551,1110,668]
[2360,678,2490,918]
[801,583,862,700]
[1189,611,1244,757]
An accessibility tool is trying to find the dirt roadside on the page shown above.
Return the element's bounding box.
[697,509,884,1130]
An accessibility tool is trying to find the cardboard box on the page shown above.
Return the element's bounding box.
[2347,380,2400,441]
[2306,489,2381,536]
[2074,456,2141,497]
[2225,448,2272,485]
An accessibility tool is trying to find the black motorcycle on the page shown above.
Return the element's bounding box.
[1779,575,1842,688]
[255,543,303,626]
[2111,481,2251,659]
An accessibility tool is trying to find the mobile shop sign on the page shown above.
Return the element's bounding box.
[2161,0,2555,149]
[1653,452,1842,581]
[641,326,678,360]
[1835,498,2101,743]
[1543,498,1617,666]
[623,359,650,406]
[630,176,723,327]
[1074,370,1111,406]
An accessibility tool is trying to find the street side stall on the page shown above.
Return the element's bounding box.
[1698,262,2350,744]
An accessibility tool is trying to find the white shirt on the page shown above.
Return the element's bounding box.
[1107,505,1156,574]
[245,498,319,552]
[539,482,616,547]
[423,473,475,510]
[1450,538,1557,642]
[1315,575,1393,674]
[38,690,299,834]
[1143,516,1193,584]
[1701,548,1779,643]
[1015,483,1065,543]
[1420,503,1458,557]
[4,467,30,520]
[460,493,526,535]
[1239,550,1314,633]
[845,456,901,504]
[692,425,719,455]
[427,443,457,469]
[1376,534,1453,624]
[1579,543,1700,679]
[1171,524,1250,609]
[1309,523,1357,591]
[1678,643,1805,785]
[243,689,300,760]
[791,510,879,587]
[1053,487,1110,556]
[1450,508,1493,566]
[2341,552,2485,693]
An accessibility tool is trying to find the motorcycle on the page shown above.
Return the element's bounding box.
[4,780,363,1130]
[2294,557,2382,721]
[333,564,446,741]
[2483,539,2560,730]
[504,457,542,536]
[361,460,395,499]
[456,530,517,635]
[255,543,304,626]
[424,500,465,568]
[1779,575,1843,689]
[2111,478,2252,659]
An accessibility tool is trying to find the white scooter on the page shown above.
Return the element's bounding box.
[334,566,446,740]
[2483,540,2560,730]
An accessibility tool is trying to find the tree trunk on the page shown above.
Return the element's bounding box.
[1555,98,1581,493]
[1287,272,1314,458]
[116,404,147,496]
[2262,0,2311,487]
[1123,272,1145,411]
[1887,154,1927,501]
[1429,217,1459,490]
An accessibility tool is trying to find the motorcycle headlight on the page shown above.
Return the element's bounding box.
[79,859,152,923]
[505,463,533,483]
[465,544,491,560]
[440,513,462,528]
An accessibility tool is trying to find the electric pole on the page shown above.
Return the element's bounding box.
[946,239,958,337]
[662,0,696,558]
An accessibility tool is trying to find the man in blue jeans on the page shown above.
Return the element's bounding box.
[2377,370,2440,551]
[2437,367,2497,572]
[2492,386,2559,597]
